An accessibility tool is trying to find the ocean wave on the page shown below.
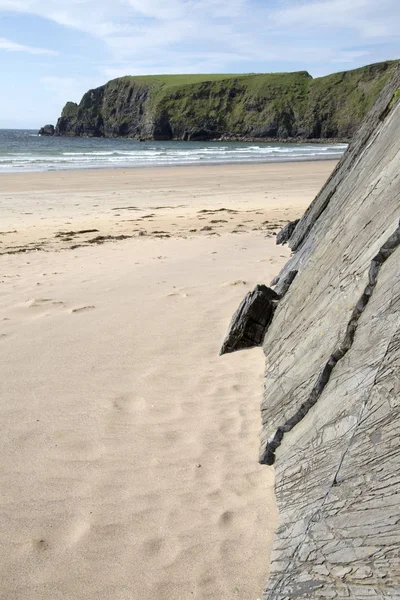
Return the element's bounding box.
[0,134,347,172]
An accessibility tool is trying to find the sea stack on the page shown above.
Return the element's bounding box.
[38,124,55,136]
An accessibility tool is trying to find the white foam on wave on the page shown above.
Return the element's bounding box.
[0,141,347,172]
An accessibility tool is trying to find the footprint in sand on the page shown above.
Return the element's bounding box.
[67,519,91,546]
[218,511,234,526]
[112,394,137,413]
[33,538,49,551]
[141,537,163,558]
[71,305,96,314]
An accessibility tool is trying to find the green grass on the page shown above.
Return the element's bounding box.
[304,60,397,135]
[389,87,400,109]
[57,60,399,139]
[109,73,250,88]
[61,101,79,118]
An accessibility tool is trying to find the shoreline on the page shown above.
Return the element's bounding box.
[0,160,337,255]
[0,156,340,176]
[42,133,350,144]
[0,130,345,174]
[0,157,338,183]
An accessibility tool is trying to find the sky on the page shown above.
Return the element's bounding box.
[0,0,399,128]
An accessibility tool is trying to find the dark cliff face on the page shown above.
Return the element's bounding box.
[54,61,398,141]
[56,89,105,137]
[55,81,153,138]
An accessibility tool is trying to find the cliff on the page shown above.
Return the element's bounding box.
[52,61,398,141]
[221,66,400,597]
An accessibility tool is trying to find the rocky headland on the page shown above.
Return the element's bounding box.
[43,60,397,142]
[222,64,400,597]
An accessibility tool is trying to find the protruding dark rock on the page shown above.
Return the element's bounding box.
[220,285,279,355]
[38,124,55,136]
[276,219,299,245]
[188,129,216,141]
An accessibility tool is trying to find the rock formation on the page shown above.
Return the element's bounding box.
[220,285,279,355]
[221,65,400,598]
[276,220,299,245]
[51,61,397,141]
[38,124,55,136]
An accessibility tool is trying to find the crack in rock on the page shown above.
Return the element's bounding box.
[259,219,400,466]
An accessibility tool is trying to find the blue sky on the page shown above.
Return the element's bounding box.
[0,0,399,128]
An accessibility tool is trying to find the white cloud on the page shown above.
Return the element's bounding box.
[271,0,397,38]
[0,36,57,54]
[125,0,186,20]
[0,0,398,77]
[40,75,104,104]
[1,0,398,127]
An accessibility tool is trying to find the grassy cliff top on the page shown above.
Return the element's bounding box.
[104,62,395,91]
[64,61,398,112]
[105,70,314,98]
[58,60,398,140]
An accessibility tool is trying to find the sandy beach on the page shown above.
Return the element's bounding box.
[0,161,336,254]
[0,161,336,600]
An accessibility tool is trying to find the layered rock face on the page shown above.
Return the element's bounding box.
[259,67,400,598]
[51,61,397,141]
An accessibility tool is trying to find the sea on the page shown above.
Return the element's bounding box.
[0,129,347,173]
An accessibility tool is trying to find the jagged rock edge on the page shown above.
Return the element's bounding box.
[276,219,300,246]
[220,285,279,355]
[289,63,400,252]
[259,218,400,466]
[270,66,400,296]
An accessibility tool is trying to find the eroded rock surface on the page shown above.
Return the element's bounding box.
[220,285,279,355]
[259,67,400,598]
[276,220,299,246]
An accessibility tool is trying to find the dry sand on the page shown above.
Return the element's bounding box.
[0,161,336,600]
[0,161,335,254]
